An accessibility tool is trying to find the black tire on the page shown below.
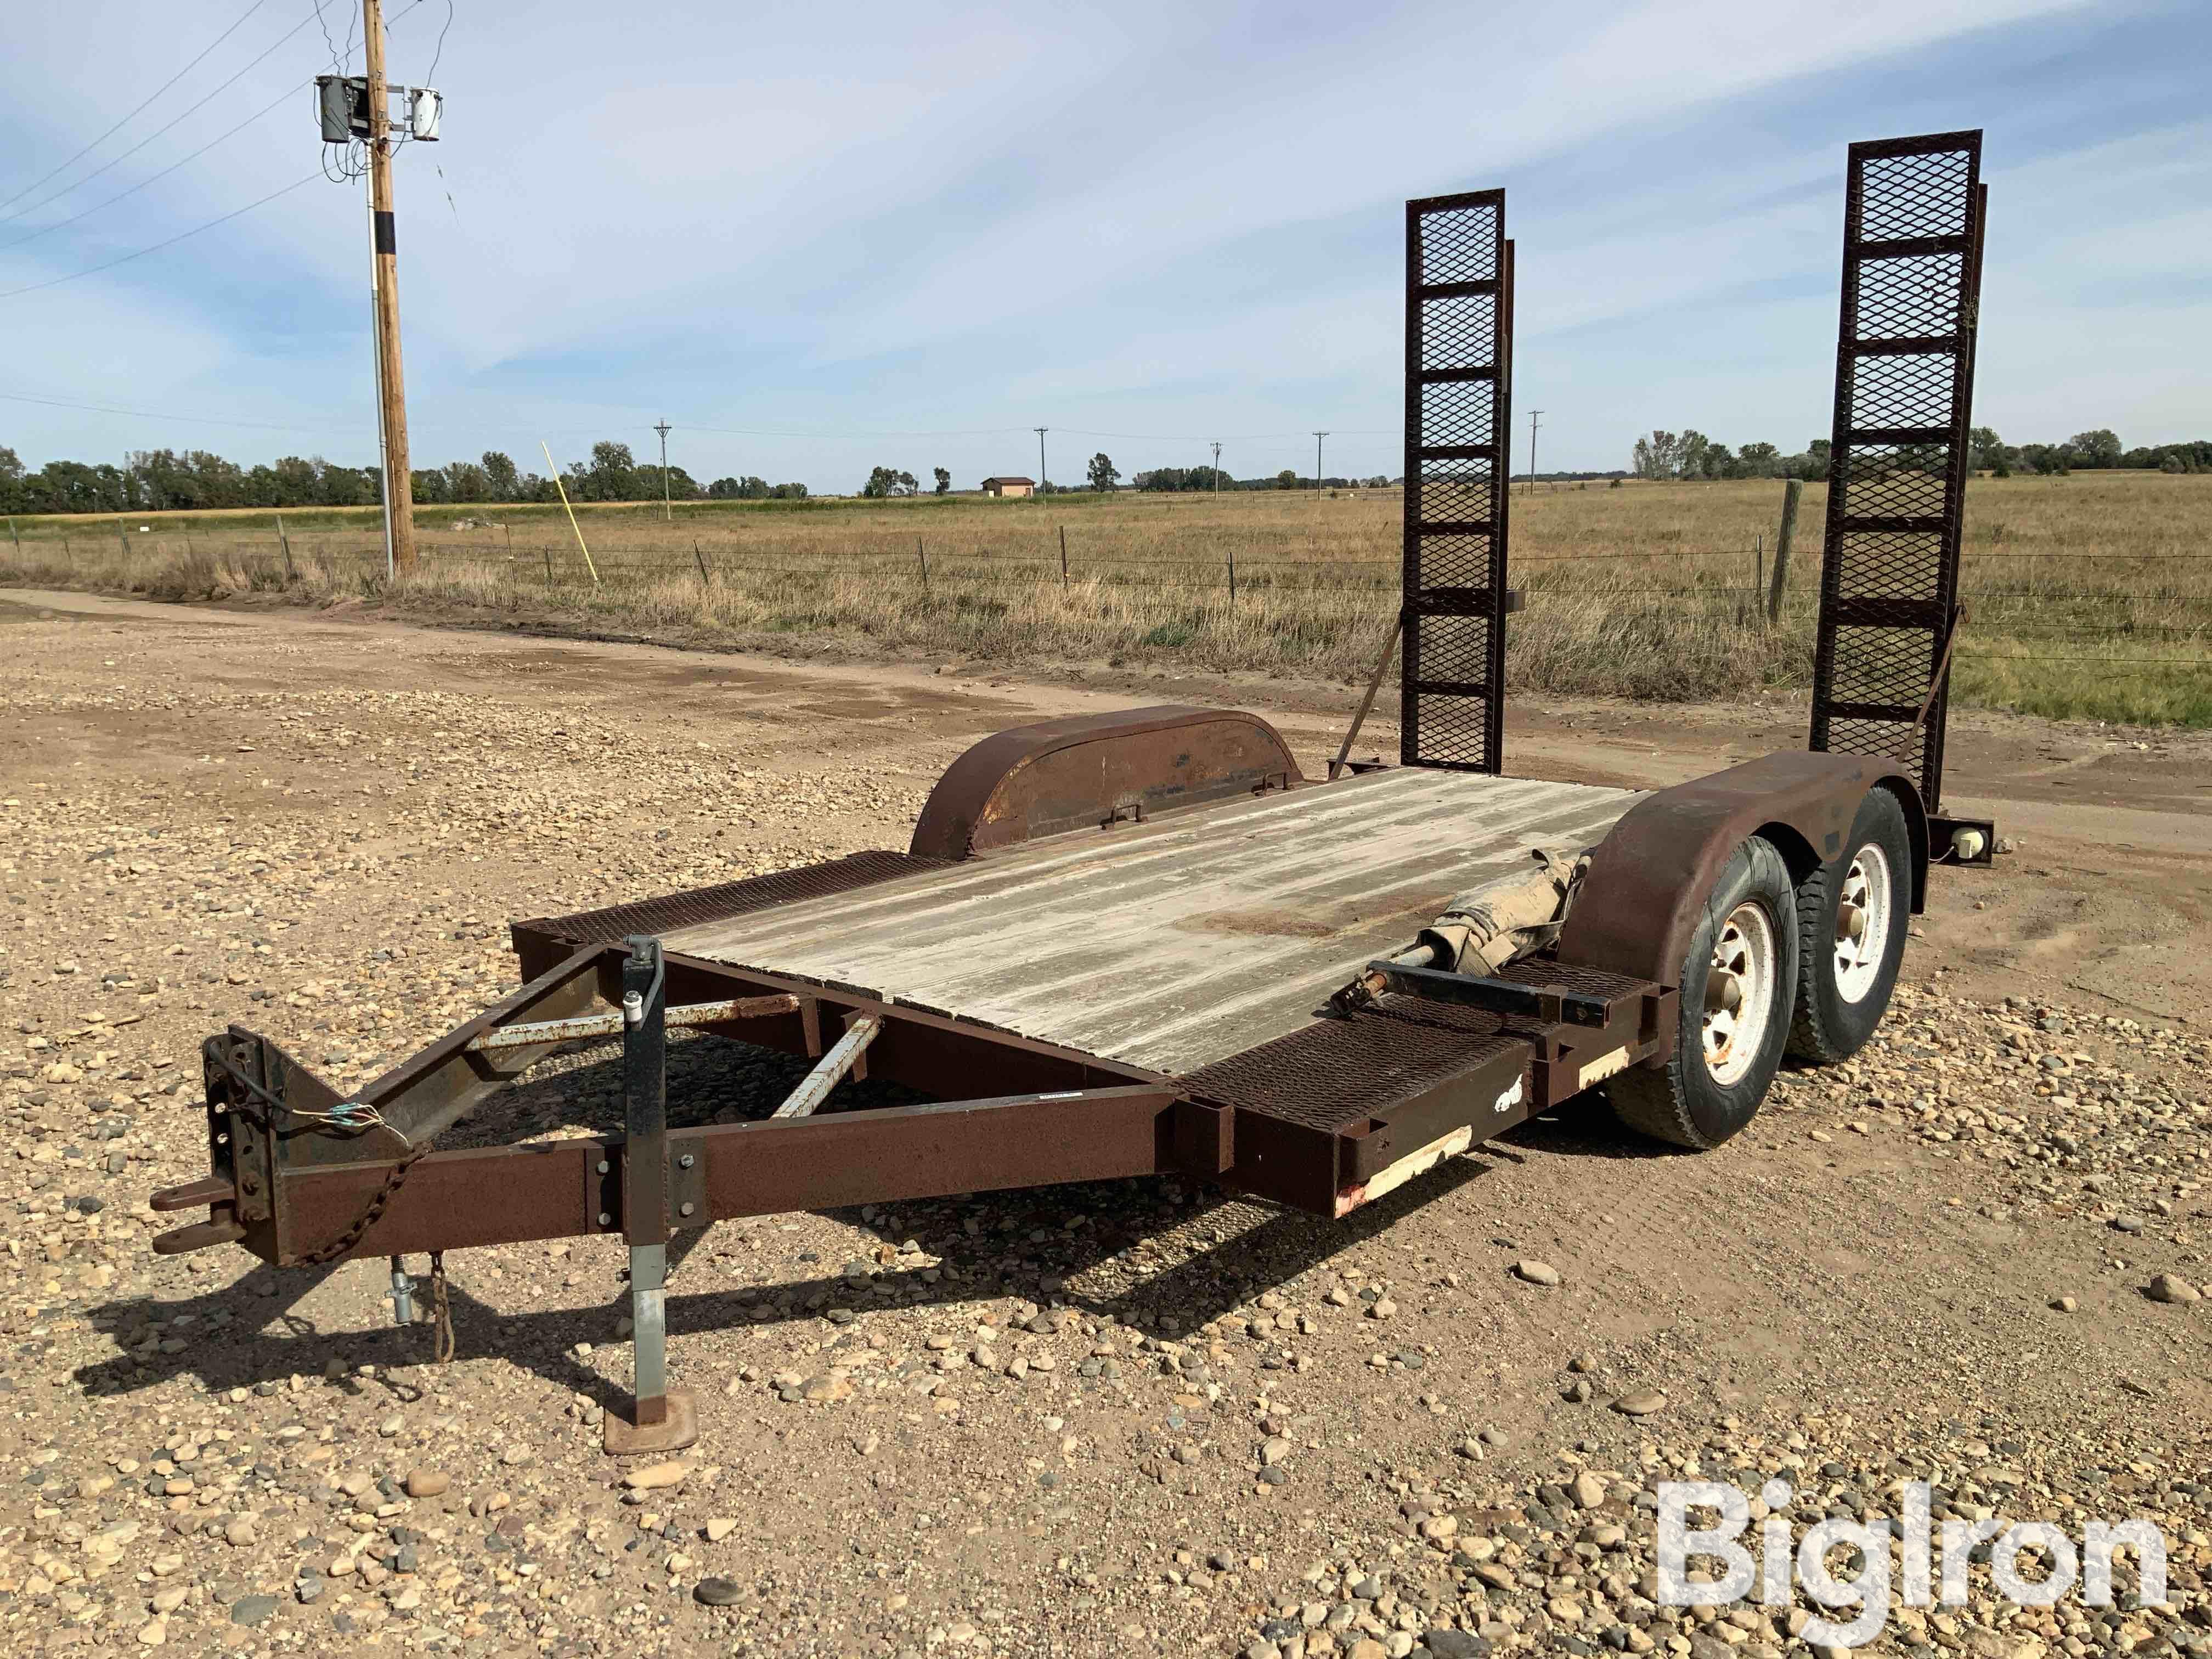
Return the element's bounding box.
[1609,836,1799,1150]
[1786,787,1912,1064]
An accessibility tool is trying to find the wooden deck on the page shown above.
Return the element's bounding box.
[661,769,1637,1075]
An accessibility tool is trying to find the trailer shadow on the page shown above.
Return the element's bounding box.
[75,1146,1513,1409]
[78,1040,1681,1407]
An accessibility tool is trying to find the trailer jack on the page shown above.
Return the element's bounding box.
[599,935,696,1453]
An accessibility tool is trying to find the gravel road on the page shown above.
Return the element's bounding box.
[2,592,2207,1659]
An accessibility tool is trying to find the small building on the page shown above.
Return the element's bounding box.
[981,476,1036,499]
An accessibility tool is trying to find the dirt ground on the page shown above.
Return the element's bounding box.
[1,590,2207,1659]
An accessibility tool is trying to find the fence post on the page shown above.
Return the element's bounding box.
[543,544,554,584]
[1228,553,1237,605]
[1768,478,1802,624]
[277,512,296,582]
[1059,526,1069,591]
[694,540,710,583]
[917,537,929,595]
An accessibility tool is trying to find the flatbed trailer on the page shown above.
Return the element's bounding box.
[148,131,1999,1454]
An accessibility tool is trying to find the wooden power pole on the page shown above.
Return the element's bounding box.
[362,0,416,575]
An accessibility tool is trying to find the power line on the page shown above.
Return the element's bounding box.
[0,172,320,301]
[1056,426,1403,442]
[312,0,349,74]
[0,390,353,431]
[0,77,308,255]
[424,0,455,80]
[0,0,276,218]
[0,10,320,229]
[684,421,1032,439]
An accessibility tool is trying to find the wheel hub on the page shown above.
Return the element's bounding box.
[1831,843,1893,1005]
[1702,901,1776,1087]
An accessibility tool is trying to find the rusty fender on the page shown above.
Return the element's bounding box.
[910,705,1303,860]
[1554,751,1927,1062]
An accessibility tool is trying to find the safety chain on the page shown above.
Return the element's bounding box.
[211,1040,427,1267]
[428,1251,455,1366]
[296,1139,432,1265]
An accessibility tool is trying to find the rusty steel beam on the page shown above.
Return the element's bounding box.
[464,992,799,1051]
[320,942,613,1163]
[656,950,1164,1097]
[263,1085,1193,1264]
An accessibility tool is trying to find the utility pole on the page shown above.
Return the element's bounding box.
[362,0,415,575]
[1211,441,1222,501]
[1527,409,1544,496]
[654,419,673,521]
[1034,427,1048,494]
[1313,431,1328,493]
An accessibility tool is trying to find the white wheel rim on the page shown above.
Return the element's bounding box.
[1702,901,1777,1088]
[1831,842,1892,1006]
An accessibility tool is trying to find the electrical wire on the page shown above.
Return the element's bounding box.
[682,422,1037,439]
[0,0,275,218]
[312,0,347,75]
[0,78,310,255]
[0,390,353,431]
[320,0,432,178]
[426,0,454,81]
[0,11,320,229]
[1056,426,1404,442]
[0,172,320,301]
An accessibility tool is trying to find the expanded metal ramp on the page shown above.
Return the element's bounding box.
[1809,129,1987,811]
[1402,189,1515,775]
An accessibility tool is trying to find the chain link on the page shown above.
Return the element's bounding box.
[428,1251,454,1365]
[296,1139,431,1265]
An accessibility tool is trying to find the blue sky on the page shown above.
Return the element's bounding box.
[1,0,2205,492]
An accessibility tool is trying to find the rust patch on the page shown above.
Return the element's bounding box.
[1173,894,1446,940]
[1176,909,1342,940]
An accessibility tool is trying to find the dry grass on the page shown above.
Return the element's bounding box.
[6,472,2208,723]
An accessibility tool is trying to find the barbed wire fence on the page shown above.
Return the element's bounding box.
[7,520,2211,685]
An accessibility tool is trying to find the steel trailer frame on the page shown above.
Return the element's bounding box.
[146,133,1989,1454]
[159,883,1674,1448]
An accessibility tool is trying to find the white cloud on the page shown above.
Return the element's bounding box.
[5,0,2203,482]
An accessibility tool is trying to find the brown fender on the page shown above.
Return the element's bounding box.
[911,705,1303,860]
[1555,751,1928,1011]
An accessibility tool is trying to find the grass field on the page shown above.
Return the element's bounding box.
[4,472,2208,724]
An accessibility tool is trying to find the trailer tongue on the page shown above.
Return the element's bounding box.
[148,131,1994,1455]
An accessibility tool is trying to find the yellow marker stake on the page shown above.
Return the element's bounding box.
[541,442,600,585]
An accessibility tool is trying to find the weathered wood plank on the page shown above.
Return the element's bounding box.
[661,771,1635,1071]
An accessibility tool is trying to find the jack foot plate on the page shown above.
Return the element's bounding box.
[602,1389,699,1456]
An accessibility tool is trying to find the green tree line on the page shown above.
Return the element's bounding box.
[0,438,805,515]
[1629,427,2212,481]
